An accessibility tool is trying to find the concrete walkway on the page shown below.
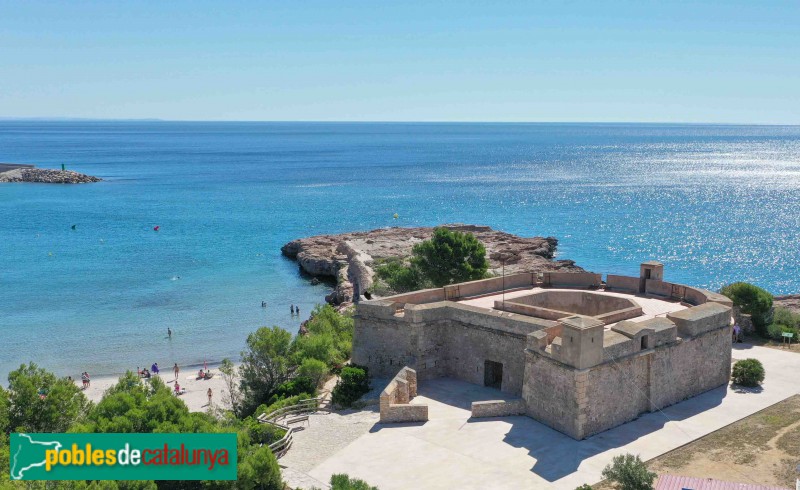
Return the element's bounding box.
[304,343,800,489]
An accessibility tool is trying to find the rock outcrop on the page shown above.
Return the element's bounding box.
[774,295,800,314]
[281,224,584,307]
[0,168,101,184]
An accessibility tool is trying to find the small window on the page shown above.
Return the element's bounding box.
[641,335,650,350]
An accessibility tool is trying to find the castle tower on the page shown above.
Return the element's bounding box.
[639,261,664,293]
[558,315,605,369]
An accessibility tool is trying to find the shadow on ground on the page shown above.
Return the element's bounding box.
[418,378,729,482]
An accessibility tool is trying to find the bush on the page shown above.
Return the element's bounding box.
[720,282,773,336]
[238,444,284,490]
[330,473,379,490]
[331,365,370,408]
[246,417,285,446]
[255,393,315,419]
[266,376,316,406]
[299,358,329,388]
[601,453,656,490]
[732,358,765,387]
[292,304,355,367]
[575,485,594,490]
[767,322,800,341]
[375,257,426,293]
[772,307,800,329]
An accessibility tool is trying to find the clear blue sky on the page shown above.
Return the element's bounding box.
[1,1,798,123]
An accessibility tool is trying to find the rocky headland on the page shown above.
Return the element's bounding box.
[281,224,583,308]
[0,167,101,184]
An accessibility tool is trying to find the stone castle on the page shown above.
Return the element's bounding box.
[352,262,733,439]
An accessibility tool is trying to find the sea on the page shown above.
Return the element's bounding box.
[1,122,799,382]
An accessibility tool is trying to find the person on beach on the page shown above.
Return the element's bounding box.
[151,362,159,375]
[167,327,172,340]
[80,372,87,389]
[174,382,181,395]
[733,324,741,343]
[173,363,179,380]
[86,372,90,388]
[207,387,213,405]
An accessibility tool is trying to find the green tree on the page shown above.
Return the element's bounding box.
[237,444,283,490]
[731,358,765,387]
[721,282,773,336]
[330,474,379,490]
[7,362,89,433]
[239,326,293,415]
[299,358,329,388]
[411,227,489,287]
[219,358,243,417]
[600,453,657,490]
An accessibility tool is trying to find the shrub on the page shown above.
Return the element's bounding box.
[601,453,656,490]
[772,307,800,329]
[731,358,765,387]
[720,282,773,336]
[375,257,426,293]
[292,331,339,365]
[246,417,285,446]
[255,393,315,419]
[292,304,355,367]
[238,444,284,490]
[330,473,379,490]
[767,322,800,341]
[299,358,329,388]
[575,485,594,490]
[266,376,316,406]
[332,365,370,408]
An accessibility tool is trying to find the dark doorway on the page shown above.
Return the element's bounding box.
[484,360,503,390]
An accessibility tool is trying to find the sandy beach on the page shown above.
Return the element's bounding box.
[79,367,232,413]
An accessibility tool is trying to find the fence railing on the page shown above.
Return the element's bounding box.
[257,397,329,458]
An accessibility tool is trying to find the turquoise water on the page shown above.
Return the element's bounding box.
[1,122,799,381]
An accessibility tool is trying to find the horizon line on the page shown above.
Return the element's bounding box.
[1,117,799,126]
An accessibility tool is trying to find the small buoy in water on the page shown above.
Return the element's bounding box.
[393,213,399,219]
[153,226,160,232]
[48,252,53,256]
[71,224,77,230]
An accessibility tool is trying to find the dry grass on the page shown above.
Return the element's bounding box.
[594,395,800,489]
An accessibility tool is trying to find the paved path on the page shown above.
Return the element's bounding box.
[300,344,799,489]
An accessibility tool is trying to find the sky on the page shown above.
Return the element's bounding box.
[1,1,798,123]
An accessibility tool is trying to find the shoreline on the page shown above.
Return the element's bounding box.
[79,364,233,413]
